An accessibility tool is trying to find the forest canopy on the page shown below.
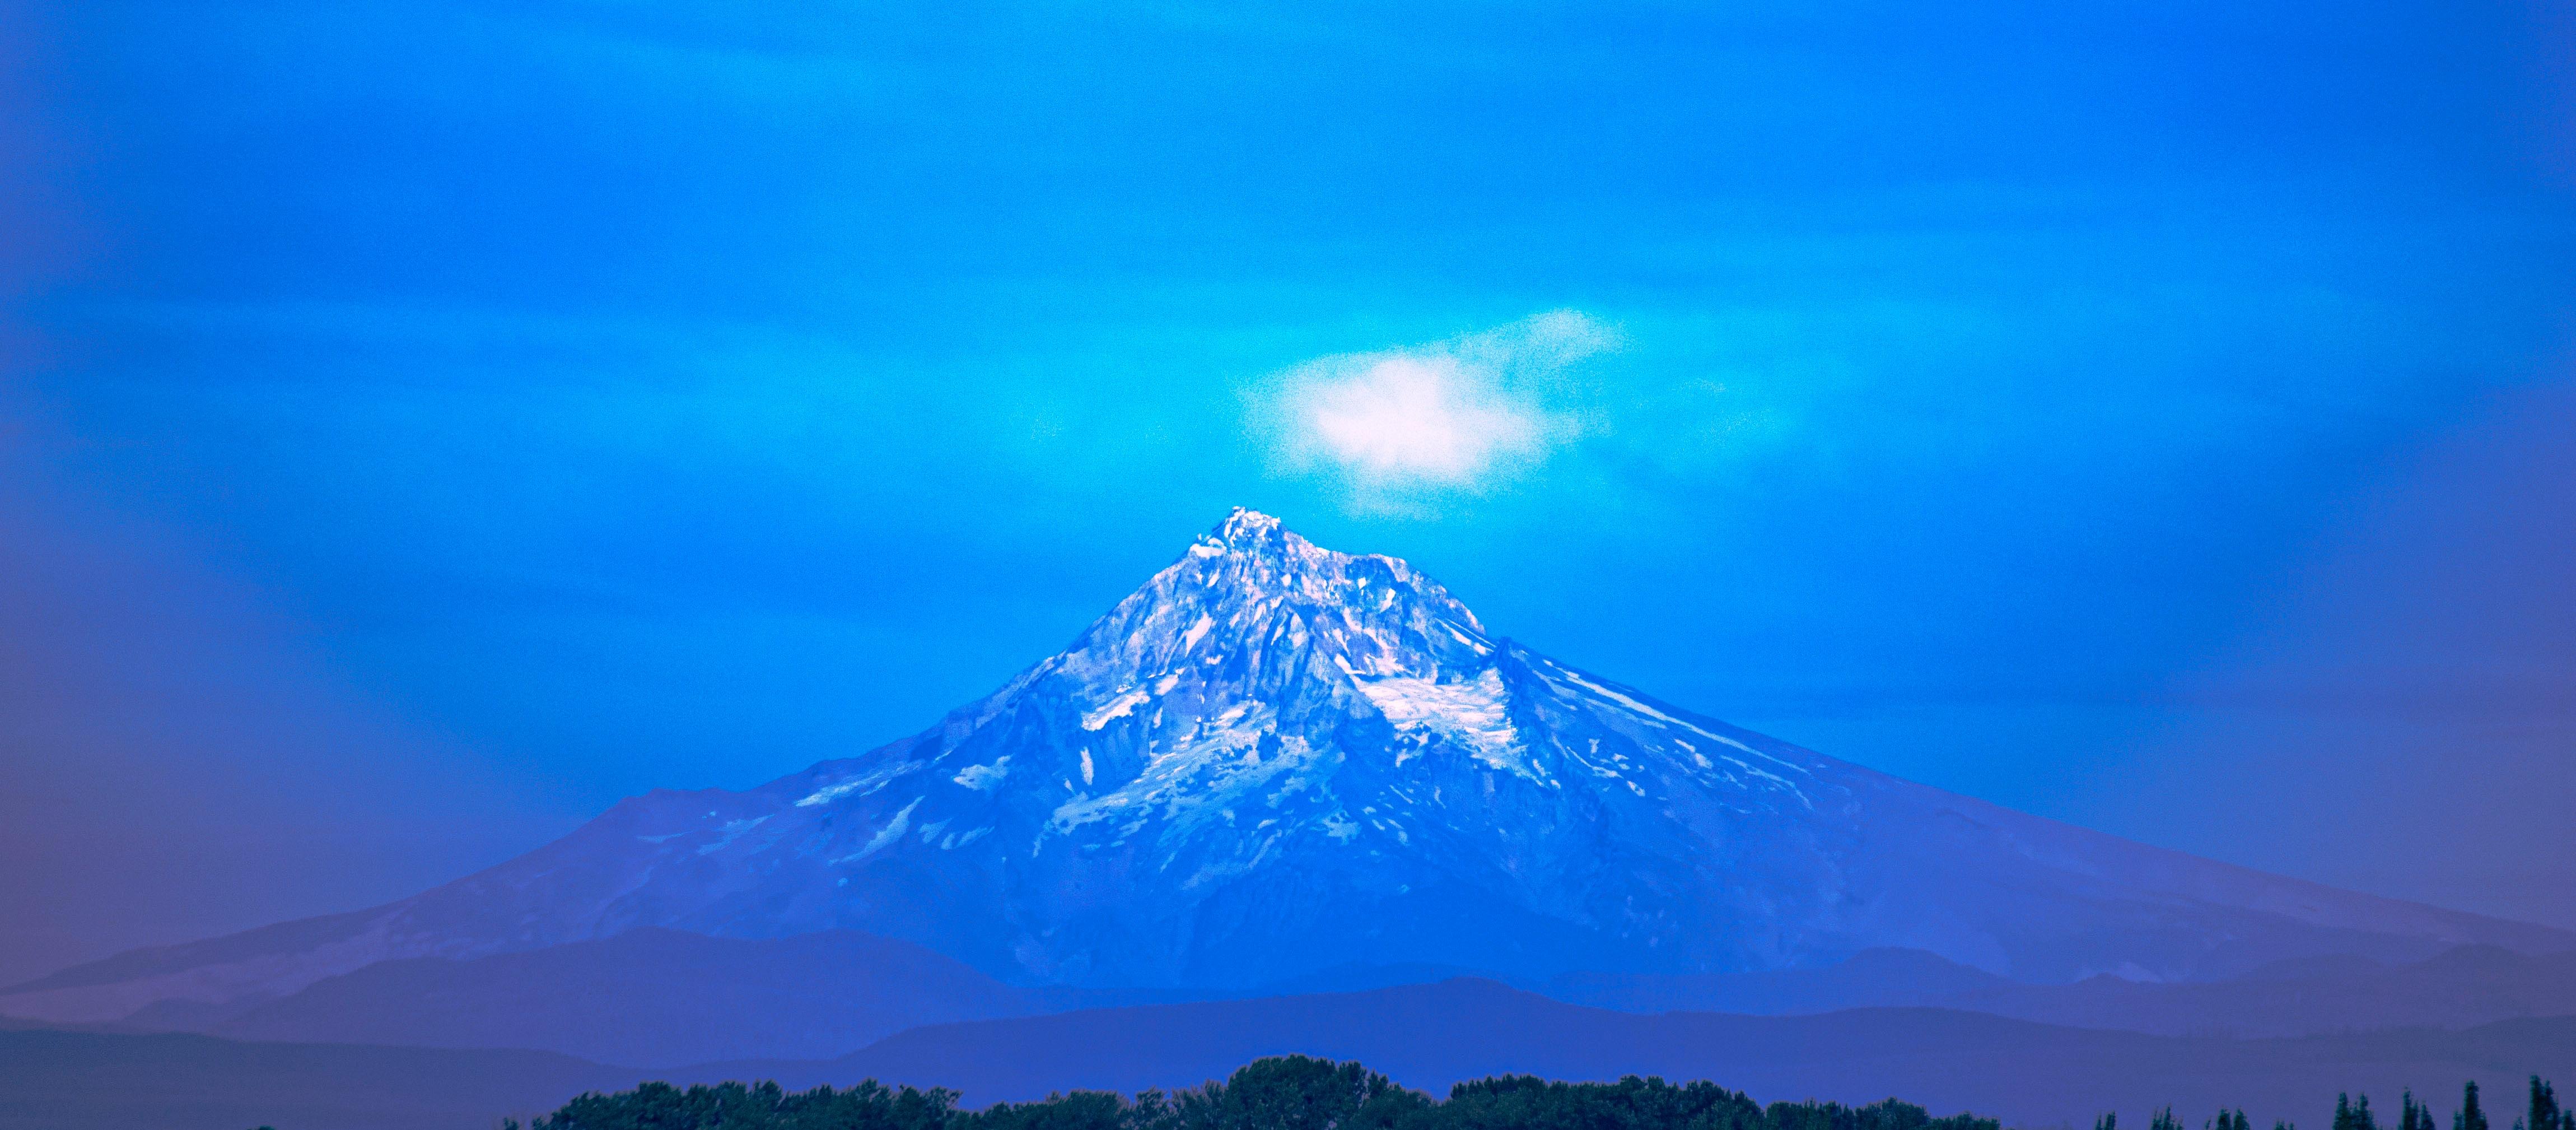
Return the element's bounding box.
[500,1055,2571,1130]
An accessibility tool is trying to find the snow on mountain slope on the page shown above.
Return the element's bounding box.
[6,510,2565,1022]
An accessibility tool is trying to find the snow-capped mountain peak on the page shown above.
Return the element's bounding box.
[1062,506,1492,684]
[13,509,2559,1021]
[959,509,1530,861]
[713,509,1849,982]
[421,511,2540,989]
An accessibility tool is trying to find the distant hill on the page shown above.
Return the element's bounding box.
[8,980,2575,1130]
[195,928,1047,1067]
[64,933,2576,1073]
[97,928,1202,1066]
[1544,947,2020,1014]
[1940,944,2576,1038]
[1552,944,2576,1039]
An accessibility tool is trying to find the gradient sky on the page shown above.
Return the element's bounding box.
[3,0,2572,985]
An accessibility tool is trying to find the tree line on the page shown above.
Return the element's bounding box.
[479,1055,2575,1130]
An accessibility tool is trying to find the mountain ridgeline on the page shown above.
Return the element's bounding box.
[3,510,2565,1026]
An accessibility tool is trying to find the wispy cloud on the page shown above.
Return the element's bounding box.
[1250,310,1617,512]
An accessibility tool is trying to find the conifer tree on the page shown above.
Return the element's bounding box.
[2531,1076,2561,1130]
[2461,1082,2490,1130]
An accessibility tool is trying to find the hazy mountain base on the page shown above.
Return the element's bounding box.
[8,980,2574,1130]
[73,930,2576,1069]
[186,929,1056,1067]
[1551,945,2576,1039]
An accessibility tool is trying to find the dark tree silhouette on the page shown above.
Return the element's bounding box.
[2528,1077,2563,1130]
[509,1055,2530,1130]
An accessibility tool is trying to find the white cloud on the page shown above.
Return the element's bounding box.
[1253,310,1616,511]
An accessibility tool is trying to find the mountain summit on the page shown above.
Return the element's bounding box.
[6,510,2563,1021]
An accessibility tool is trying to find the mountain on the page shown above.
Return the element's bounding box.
[6,509,2565,1025]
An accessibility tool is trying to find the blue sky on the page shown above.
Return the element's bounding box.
[3,0,2572,981]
